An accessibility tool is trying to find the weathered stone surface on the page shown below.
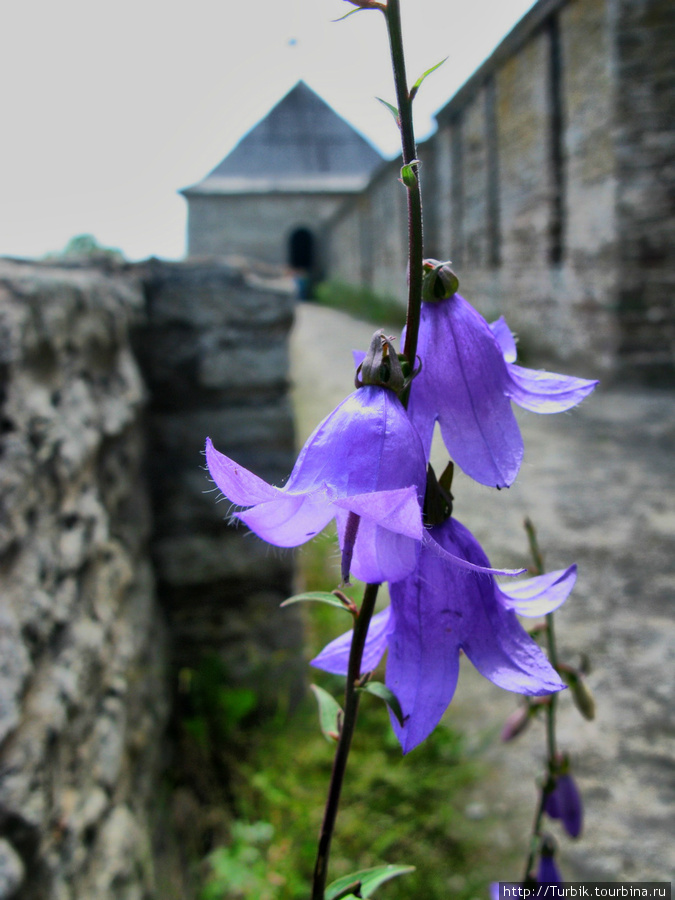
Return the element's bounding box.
[134,260,303,699]
[0,260,169,900]
[325,0,673,381]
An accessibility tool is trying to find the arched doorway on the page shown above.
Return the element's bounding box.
[288,227,314,271]
[288,227,316,299]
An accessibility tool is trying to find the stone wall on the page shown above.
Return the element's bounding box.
[185,191,355,281]
[135,260,302,703]
[0,258,302,899]
[0,259,168,900]
[325,0,674,379]
[614,0,675,380]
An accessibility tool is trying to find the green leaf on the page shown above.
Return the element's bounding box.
[400,160,419,187]
[326,864,416,899]
[310,684,343,742]
[376,96,399,123]
[410,57,448,100]
[357,681,405,726]
[281,592,355,614]
[333,6,367,21]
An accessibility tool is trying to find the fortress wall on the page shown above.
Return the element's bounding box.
[0,258,301,898]
[0,259,168,899]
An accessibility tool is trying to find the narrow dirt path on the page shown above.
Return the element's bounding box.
[289,301,675,884]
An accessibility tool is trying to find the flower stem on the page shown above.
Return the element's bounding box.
[522,519,560,881]
[383,0,424,374]
[311,581,380,900]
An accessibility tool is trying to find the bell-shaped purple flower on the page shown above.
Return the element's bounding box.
[404,295,598,488]
[313,516,574,753]
[537,841,563,884]
[205,385,427,585]
[545,773,583,838]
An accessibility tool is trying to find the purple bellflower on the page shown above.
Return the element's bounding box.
[205,383,426,586]
[313,516,575,753]
[545,773,583,838]
[537,839,563,884]
[404,285,598,488]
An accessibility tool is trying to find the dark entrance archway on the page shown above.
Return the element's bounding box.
[288,227,315,270]
[288,227,316,299]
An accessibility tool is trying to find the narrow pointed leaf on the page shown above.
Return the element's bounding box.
[357,681,405,726]
[376,96,400,122]
[400,160,419,187]
[310,684,342,742]
[332,6,367,21]
[410,57,448,99]
[281,592,355,614]
[326,864,416,899]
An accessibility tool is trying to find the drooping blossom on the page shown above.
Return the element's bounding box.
[403,287,598,488]
[537,840,563,884]
[313,516,574,753]
[545,773,583,838]
[205,382,426,586]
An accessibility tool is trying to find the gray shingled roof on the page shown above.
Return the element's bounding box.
[184,81,384,195]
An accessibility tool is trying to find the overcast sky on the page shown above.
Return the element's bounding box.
[0,0,537,261]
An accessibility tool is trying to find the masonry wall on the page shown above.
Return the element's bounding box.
[0,258,302,899]
[185,192,354,279]
[135,260,302,702]
[614,0,675,380]
[0,259,168,900]
[326,0,634,375]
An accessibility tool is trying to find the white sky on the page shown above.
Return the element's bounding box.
[0,0,537,261]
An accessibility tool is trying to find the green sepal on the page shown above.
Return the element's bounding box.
[357,681,405,726]
[326,864,416,899]
[310,684,343,743]
[376,96,400,124]
[409,57,448,101]
[400,160,419,187]
[281,591,356,615]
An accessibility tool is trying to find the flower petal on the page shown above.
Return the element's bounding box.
[489,316,518,363]
[311,607,393,676]
[387,581,461,754]
[332,486,423,539]
[497,565,577,617]
[428,519,565,696]
[505,364,598,414]
[422,531,525,577]
[339,514,421,584]
[461,599,565,695]
[205,437,279,506]
[408,297,524,487]
[237,491,334,547]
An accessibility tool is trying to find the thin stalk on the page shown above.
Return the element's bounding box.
[311,582,380,900]
[522,519,560,882]
[384,0,424,373]
[311,4,425,893]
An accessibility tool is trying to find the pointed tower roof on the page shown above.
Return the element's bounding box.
[183,81,384,195]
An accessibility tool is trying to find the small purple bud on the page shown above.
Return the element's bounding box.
[500,705,531,742]
[545,773,583,838]
[537,836,562,883]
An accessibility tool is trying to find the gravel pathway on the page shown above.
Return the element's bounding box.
[289,301,675,885]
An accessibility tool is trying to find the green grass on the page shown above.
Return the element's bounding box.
[313,280,407,329]
[190,529,523,900]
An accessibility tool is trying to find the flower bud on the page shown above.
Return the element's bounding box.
[537,836,562,884]
[570,675,596,721]
[422,259,459,302]
[356,330,405,394]
[500,705,531,742]
[544,773,583,838]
